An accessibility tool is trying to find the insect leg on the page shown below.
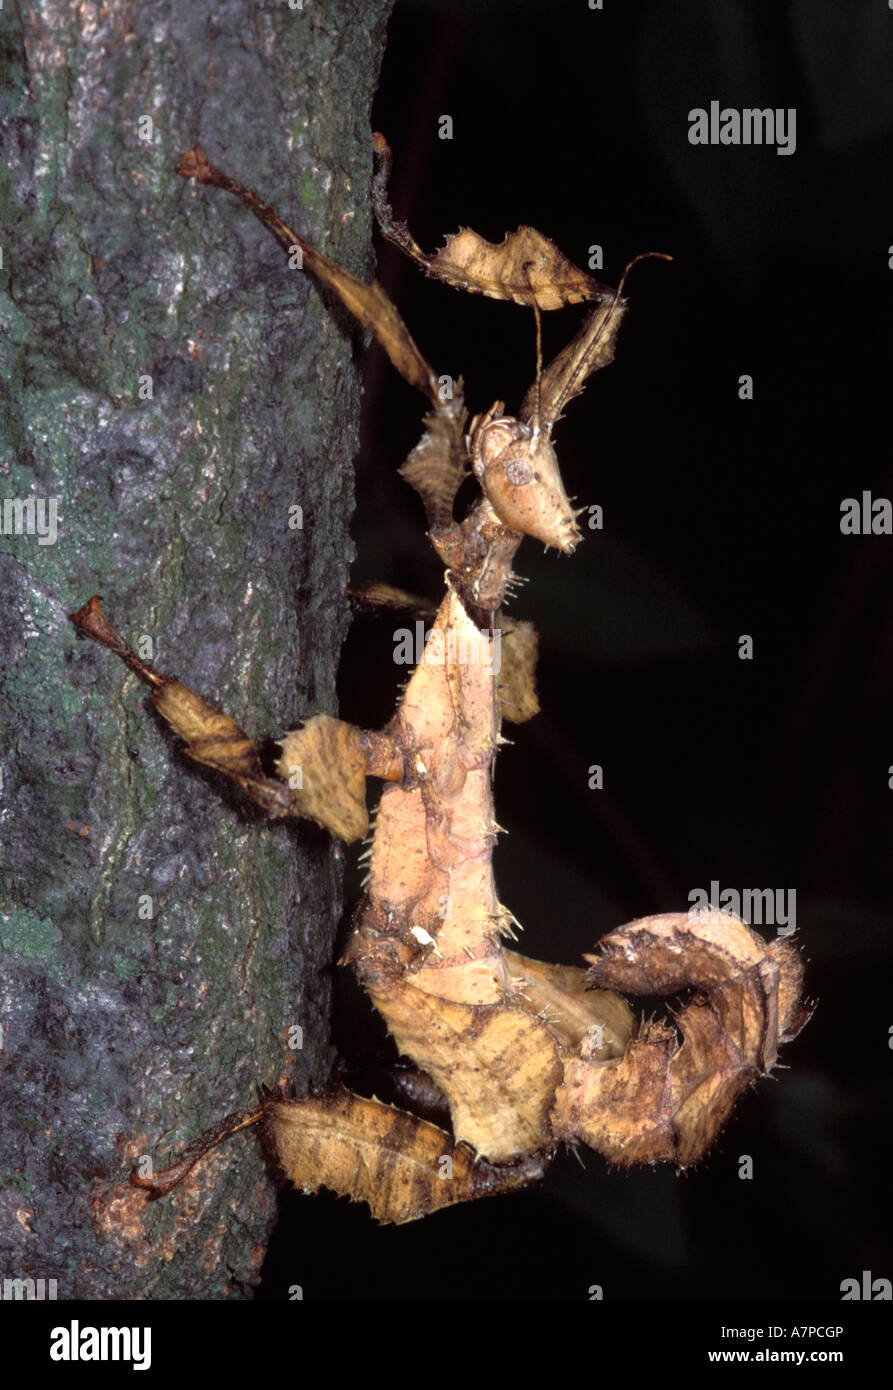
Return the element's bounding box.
[69,596,401,842]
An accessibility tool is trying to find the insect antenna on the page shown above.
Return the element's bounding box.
[544,250,672,432]
[521,255,545,442]
[530,297,544,442]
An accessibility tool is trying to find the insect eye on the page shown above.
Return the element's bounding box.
[504,458,534,487]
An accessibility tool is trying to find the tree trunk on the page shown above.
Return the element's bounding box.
[0,0,392,1299]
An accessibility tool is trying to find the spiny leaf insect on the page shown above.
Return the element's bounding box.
[70,137,811,1225]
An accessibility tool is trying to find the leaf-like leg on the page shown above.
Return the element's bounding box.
[398,394,470,533]
[519,296,628,434]
[69,596,402,842]
[129,1086,550,1224]
[179,146,480,538]
[372,133,611,311]
[518,253,671,434]
[264,1088,550,1225]
[178,146,440,406]
[370,132,429,270]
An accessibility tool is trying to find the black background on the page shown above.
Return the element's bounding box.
[262,0,893,1300]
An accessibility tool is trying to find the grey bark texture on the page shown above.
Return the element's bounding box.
[0,0,393,1298]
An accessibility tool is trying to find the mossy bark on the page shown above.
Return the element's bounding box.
[0,0,392,1298]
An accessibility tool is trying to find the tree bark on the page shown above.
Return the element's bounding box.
[0,0,392,1298]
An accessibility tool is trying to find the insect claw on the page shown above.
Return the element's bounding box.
[569,1143,587,1170]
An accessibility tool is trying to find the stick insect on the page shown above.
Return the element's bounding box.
[70,138,811,1224]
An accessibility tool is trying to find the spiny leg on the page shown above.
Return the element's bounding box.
[179,145,477,547]
[178,145,440,406]
[131,1087,549,1226]
[69,596,401,843]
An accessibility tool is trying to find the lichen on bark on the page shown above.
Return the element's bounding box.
[0,0,393,1298]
